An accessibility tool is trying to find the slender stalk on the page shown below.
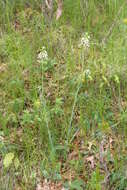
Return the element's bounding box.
[40,60,54,151]
[67,82,81,143]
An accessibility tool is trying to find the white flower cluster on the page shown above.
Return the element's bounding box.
[82,69,92,81]
[79,32,90,49]
[84,69,91,77]
[37,46,48,63]
[80,69,92,83]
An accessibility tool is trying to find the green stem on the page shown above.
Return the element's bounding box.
[67,82,81,144]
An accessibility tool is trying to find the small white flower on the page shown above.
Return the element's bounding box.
[37,46,48,62]
[80,69,92,82]
[79,32,90,49]
[84,69,91,76]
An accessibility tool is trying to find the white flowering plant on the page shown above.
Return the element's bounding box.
[79,69,93,83]
[79,32,90,49]
[37,46,48,63]
[37,46,56,72]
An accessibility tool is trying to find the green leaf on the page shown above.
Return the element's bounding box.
[70,179,84,190]
[64,179,85,190]
[14,157,20,170]
[3,152,14,168]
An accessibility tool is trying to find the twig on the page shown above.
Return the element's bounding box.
[56,0,63,20]
[45,0,53,10]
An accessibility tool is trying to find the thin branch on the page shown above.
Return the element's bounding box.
[45,0,53,10]
[56,0,63,20]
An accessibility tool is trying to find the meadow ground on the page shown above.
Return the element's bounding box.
[0,1,127,189]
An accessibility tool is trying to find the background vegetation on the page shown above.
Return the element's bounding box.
[0,0,127,189]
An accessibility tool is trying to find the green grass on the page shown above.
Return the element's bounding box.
[0,0,127,189]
